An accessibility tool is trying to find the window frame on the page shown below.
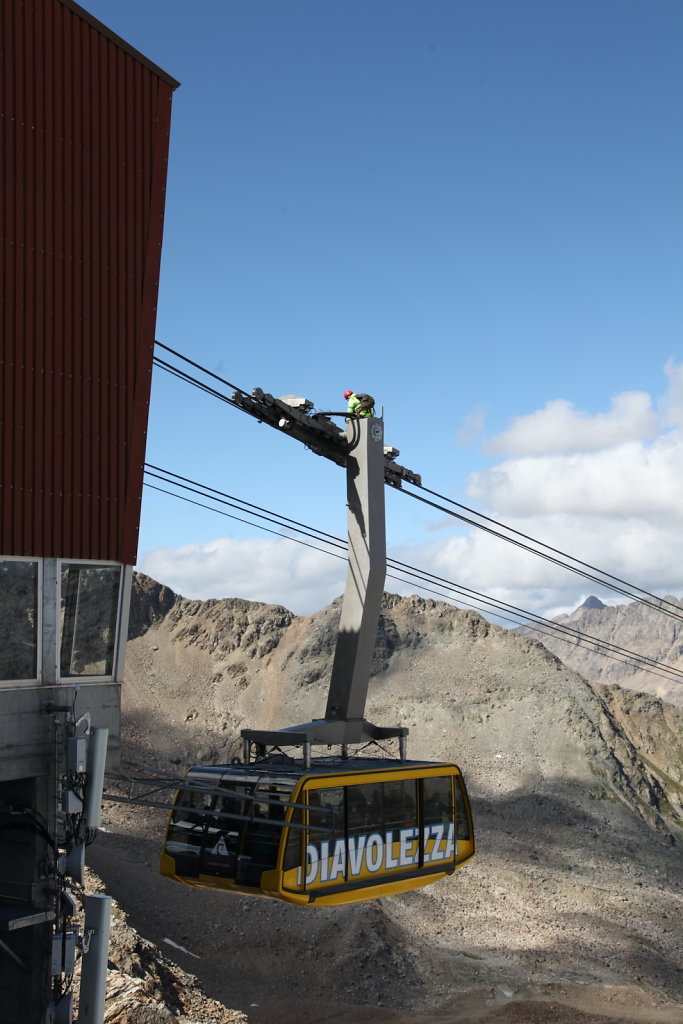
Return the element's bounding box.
[0,556,42,687]
[0,556,131,687]
[57,559,126,682]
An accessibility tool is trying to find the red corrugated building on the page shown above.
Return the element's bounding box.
[0,4,179,1019]
[1,0,179,564]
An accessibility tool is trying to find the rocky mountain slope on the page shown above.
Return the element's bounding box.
[71,869,247,1023]
[518,595,683,708]
[90,575,683,1024]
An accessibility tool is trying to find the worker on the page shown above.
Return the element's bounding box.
[344,390,374,418]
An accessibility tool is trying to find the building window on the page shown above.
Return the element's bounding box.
[60,564,121,677]
[0,560,39,681]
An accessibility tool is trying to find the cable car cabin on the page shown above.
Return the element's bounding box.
[160,758,474,907]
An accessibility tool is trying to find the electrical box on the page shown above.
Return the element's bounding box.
[60,889,77,920]
[61,789,83,814]
[51,928,78,975]
[67,737,87,773]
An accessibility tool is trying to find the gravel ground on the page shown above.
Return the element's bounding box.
[88,585,683,1023]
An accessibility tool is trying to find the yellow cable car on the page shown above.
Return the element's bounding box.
[160,756,474,906]
[160,412,475,905]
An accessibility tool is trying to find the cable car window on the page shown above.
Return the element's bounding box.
[165,789,210,876]
[172,787,211,828]
[347,783,378,833]
[201,784,250,877]
[283,808,303,871]
[454,775,471,840]
[382,780,417,830]
[421,774,456,867]
[241,780,294,885]
[423,776,453,826]
[253,782,292,826]
[308,787,344,843]
[217,782,249,819]
[300,787,345,890]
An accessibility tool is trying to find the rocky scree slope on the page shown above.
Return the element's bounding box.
[518,595,683,708]
[88,574,683,1023]
[71,869,247,1024]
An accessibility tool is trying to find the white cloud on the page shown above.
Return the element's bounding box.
[469,434,683,519]
[420,363,683,617]
[388,506,683,624]
[139,536,347,615]
[484,391,659,457]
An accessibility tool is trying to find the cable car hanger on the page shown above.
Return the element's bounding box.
[228,391,421,765]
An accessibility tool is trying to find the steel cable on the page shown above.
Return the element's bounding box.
[152,341,682,623]
[143,466,683,686]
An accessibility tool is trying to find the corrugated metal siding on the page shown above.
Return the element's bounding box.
[1,0,177,563]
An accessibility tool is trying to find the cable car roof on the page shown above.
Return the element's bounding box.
[187,756,460,783]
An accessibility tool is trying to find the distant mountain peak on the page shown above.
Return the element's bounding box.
[576,595,607,612]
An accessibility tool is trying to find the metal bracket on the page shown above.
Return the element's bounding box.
[230,390,421,486]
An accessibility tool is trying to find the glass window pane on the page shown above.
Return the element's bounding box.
[242,782,292,873]
[60,564,121,677]
[423,776,453,826]
[252,782,292,829]
[382,780,417,830]
[347,782,380,833]
[165,790,210,877]
[0,560,38,681]
[283,809,303,870]
[455,776,471,840]
[201,788,244,877]
[308,786,344,841]
[189,782,252,878]
[217,783,249,820]
[303,787,345,890]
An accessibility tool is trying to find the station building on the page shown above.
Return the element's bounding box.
[0,2,178,1017]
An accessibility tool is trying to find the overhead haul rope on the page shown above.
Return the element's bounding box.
[144,474,683,684]
[152,340,683,627]
[145,464,347,553]
[143,465,683,686]
[154,340,249,401]
[398,485,683,626]
[144,480,348,563]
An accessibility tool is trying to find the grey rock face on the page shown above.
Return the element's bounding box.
[99,575,683,1023]
[519,594,683,707]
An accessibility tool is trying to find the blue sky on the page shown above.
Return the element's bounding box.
[86,0,683,616]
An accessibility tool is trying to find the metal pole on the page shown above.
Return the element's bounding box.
[77,894,112,1024]
[325,416,386,723]
[84,728,108,828]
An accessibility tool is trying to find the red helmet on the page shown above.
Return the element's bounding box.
[343,390,353,398]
